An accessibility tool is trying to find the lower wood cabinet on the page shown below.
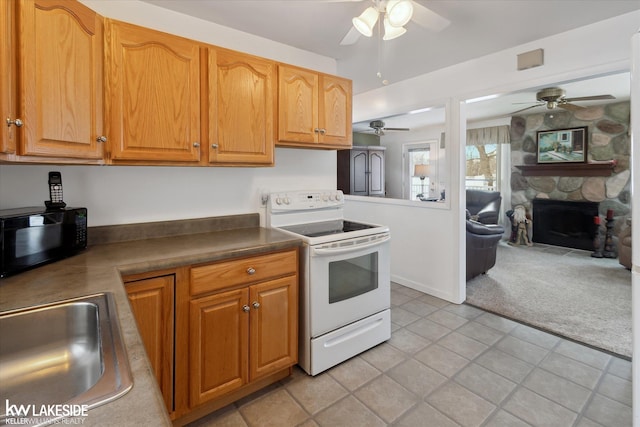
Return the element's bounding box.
[189,275,297,406]
[124,271,176,416]
[122,248,298,424]
[189,249,298,409]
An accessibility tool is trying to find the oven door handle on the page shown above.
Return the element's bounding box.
[310,235,390,256]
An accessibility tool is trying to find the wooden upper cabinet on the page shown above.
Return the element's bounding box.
[16,0,104,159]
[208,48,275,165]
[277,64,352,149]
[318,75,352,147]
[105,19,201,163]
[277,66,318,144]
[1,0,16,154]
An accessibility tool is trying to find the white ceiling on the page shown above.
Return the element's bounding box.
[140,0,636,129]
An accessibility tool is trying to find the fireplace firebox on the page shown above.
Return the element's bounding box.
[532,199,599,250]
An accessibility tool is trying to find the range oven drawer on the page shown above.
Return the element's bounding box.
[306,309,390,376]
[190,249,298,296]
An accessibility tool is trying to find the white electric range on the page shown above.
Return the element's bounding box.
[267,190,391,375]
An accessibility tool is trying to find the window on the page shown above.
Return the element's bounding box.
[403,141,437,200]
[465,125,509,192]
[465,144,498,191]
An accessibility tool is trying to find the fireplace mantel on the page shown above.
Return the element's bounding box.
[515,162,615,177]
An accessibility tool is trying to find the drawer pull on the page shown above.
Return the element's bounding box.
[242,305,250,313]
[247,267,256,275]
[252,301,260,309]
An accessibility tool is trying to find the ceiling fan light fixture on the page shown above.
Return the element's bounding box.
[383,17,406,40]
[386,0,413,28]
[352,7,379,37]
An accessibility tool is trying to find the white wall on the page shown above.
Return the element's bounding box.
[0,1,338,226]
[345,11,640,304]
[345,197,458,300]
[345,99,466,304]
[0,149,336,226]
[629,29,639,427]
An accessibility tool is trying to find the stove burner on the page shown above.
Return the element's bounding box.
[279,220,376,238]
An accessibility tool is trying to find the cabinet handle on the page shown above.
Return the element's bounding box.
[193,142,200,148]
[319,128,326,134]
[252,301,260,309]
[242,305,250,312]
[96,136,107,143]
[6,118,23,128]
[313,128,320,134]
[211,144,219,149]
[247,267,256,275]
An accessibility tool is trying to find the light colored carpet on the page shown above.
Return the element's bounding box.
[466,241,632,358]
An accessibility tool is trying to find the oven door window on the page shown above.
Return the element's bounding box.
[328,252,378,303]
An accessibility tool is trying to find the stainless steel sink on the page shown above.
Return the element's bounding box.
[0,293,133,426]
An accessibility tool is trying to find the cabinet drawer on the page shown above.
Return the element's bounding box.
[190,249,297,296]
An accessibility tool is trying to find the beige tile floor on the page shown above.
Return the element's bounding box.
[188,283,632,427]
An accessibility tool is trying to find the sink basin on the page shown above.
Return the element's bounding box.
[0,293,133,426]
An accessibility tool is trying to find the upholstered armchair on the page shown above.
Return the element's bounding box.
[466,219,505,280]
[466,190,502,225]
[466,189,504,280]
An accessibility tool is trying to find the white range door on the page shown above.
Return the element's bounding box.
[309,231,390,336]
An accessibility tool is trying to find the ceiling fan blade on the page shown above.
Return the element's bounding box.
[558,103,585,112]
[383,127,411,131]
[563,94,616,102]
[340,26,361,45]
[511,105,541,115]
[410,2,451,32]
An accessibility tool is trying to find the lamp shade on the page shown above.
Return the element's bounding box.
[414,164,430,177]
[386,0,413,28]
[383,17,406,40]
[352,7,379,37]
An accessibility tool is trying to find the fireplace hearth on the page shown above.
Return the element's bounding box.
[532,199,599,250]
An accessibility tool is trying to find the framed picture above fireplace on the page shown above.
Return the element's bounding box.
[536,126,588,164]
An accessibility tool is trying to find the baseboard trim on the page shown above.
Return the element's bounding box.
[391,274,462,304]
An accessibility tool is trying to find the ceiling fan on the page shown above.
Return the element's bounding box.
[369,120,410,135]
[339,0,451,45]
[512,87,615,114]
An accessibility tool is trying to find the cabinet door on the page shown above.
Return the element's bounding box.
[0,0,16,154]
[318,75,352,147]
[190,288,249,407]
[105,20,201,163]
[126,275,175,413]
[368,150,385,196]
[208,49,274,165]
[350,150,369,196]
[18,0,104,159]
[277,65,318,144]
[249,275,298,380]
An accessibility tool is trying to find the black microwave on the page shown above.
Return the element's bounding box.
[0,207,87,277]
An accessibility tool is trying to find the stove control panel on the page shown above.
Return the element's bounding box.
[269,190,344,211]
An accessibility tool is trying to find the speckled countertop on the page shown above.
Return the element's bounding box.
[0,220,301,427]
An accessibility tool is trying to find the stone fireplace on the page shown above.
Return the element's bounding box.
[509,101,631,243]
[532,199,599,250]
